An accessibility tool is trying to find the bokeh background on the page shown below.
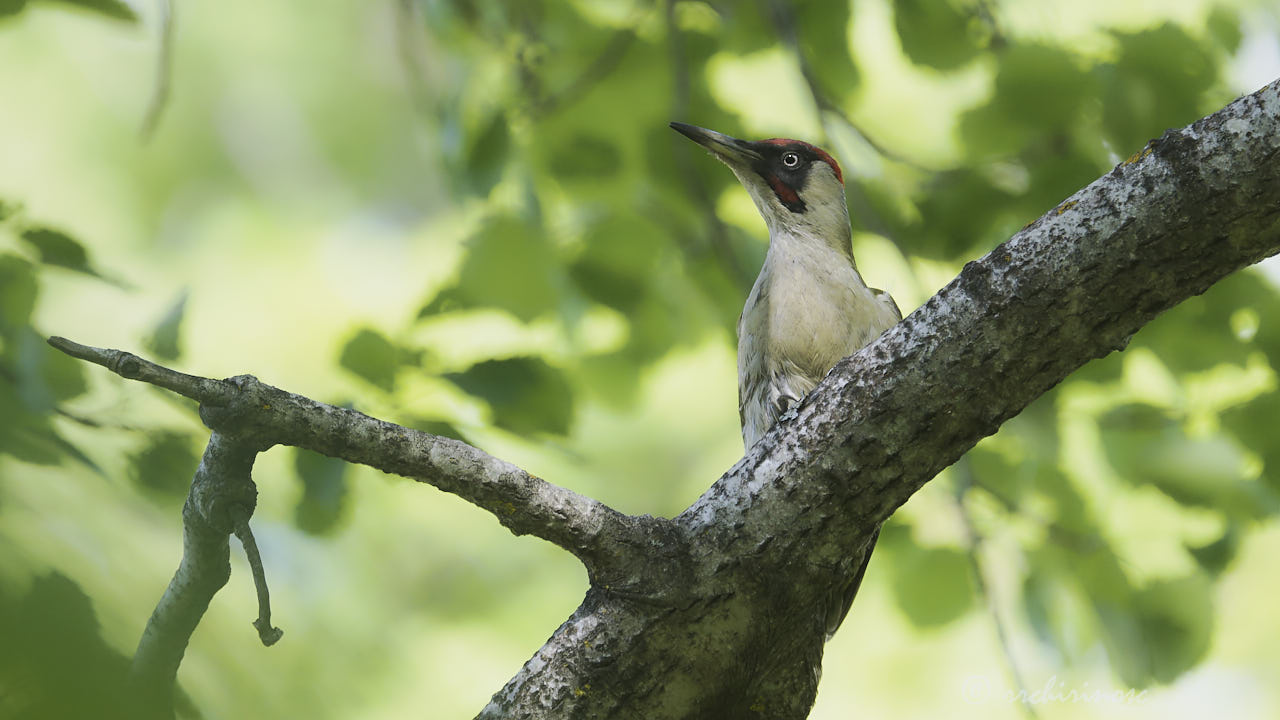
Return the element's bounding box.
[2,0,1280,718]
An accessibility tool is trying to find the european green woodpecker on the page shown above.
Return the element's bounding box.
[671,122,901,636]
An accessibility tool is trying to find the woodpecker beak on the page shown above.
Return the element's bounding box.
[670,122,762,169]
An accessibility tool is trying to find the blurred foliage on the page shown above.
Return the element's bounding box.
[0,0,136,23]
[1,0,1279,717]
[0,573,137,720]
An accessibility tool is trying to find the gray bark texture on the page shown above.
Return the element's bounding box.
[48,79,1280,720]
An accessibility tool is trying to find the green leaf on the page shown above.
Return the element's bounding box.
[418,285,467,318]
[992,43,1097,129]
[39,334,88,403]
[548,133,622,179]
[408,417,467,442]
[434,214,561,322]
[339,328,401,392]
[0,368,95,470]
[1222,390,1280,493]
[1100,25,1218,153]
[0,399,97,471]
[568,214,662,313]
[0,197,19,219]
[1206,7,1243,54]
[1021,566,1093,660]
[1131,270,1275,374]
[19,226,101,278]
[0,573,135,720]
[465,111,511,196]
[1187,526,1239,576]
[1022,150,1107,218]
[1097,574,1213,687]
[445,356,573,435]
[794,0,860,98]
[1134,575,1213,683]
[577,351,644,409]
[1100,404,1278,521]
[910,169,1016,259]
[129,432,199,501]
[0,0,28,19]
[886,545,975,627]
[7,326,86,411]
[0,253,38,331]
[40,0,137,22]
[893,0,983,71]
[144,290,188,362]
[294,447,350,535]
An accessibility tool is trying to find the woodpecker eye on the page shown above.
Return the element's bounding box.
[781,152,801,168]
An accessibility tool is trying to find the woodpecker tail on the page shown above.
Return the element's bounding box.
[825,525,881,638]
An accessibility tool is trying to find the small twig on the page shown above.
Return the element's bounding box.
[953,459,1040,720]
[47,336,231,406]
[140,0,175,141]
[231,509,283,646]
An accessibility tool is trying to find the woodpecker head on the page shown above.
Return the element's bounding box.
[670,122,851,249]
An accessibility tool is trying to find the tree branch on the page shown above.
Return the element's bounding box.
[46,338,642,576]
[129,431,257,719]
